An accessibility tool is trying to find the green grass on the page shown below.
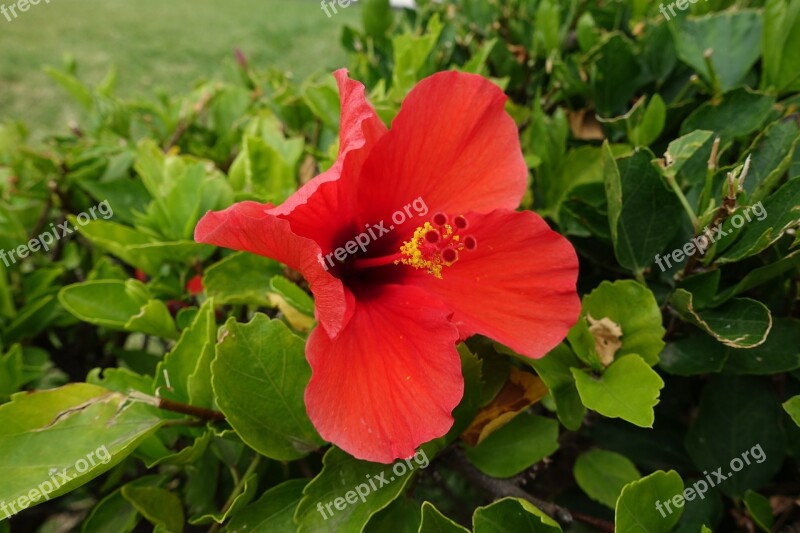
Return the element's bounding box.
[0,0,360,132]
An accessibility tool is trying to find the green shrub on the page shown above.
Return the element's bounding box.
[1,0,798,531]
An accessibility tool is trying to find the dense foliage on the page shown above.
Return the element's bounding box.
[0,0,798,531]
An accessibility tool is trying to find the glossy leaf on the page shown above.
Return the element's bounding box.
[616,470,684,532]
[465,412,559,478]
[572,354,664,428]
[212,314,324,460]
[574,449,641,509]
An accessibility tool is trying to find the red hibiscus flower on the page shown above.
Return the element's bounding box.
[186,274,204,296]
[195,70,580,463]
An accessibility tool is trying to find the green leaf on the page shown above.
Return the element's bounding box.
[190,468,259,525]
[461,39,497,76]
[784,395,800,427]
[43,66,93,109]
[270,275,315,316]
[524,343,586,430]
[669,10,762,92]
[717,178,800,263]
[0,384,163,519]
[533,0,561,56]
[741,117,800,201]
[589,33,647,117]
[0,344,24,400]
[143,430,212,468]
[465,412,559,478]
[86,367,153,394]
[558,181,613,238]
[641,21,678,84]
[3,294,61,345]
[616,470,684,532]
[744,490,774,533]
[73,218,214,277]
[294,444,437,533]
[81,476,165,533]
[0,262,16,319]
[572,354,664,427]
[121,486,184,533]
[302,76,341,129]
[680,89,775,146]
[685,376,786,496]
[227,479,307,533]
[212,314,324,460]
[76,173,149,227]
[126,300,180,341]
[572,280,666,366]
[630,95,666,147]
[448,344,486,438]
[762,0,800,92]
[576,12,599,53]
[527,101,570,216]
[362,0,393,40]
[661,130,714,180]
[392,14,443,96]
[133,140,233,241]
[203,251,283,306]
[713,250,800,304]
[566,308,603,370]
[673,483,724,533]
[418,502,469,533]
[228,134,301,204]
[548,144,629,222]
[574,449,641,509]
[669,289,771,348]
[59,280,179,339]
[724,318,800,375]
[473,497,561,532]
[603,144,683,274]
[154,299,216,408]
[659,335,728,376]
[365,498,421,533]
[135,175,232,244]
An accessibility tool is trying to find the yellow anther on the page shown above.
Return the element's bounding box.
[397,222,445,278]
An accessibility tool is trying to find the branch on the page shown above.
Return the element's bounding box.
[128,391,226,422]
[442,449,614,533]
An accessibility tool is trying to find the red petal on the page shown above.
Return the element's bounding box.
[195,71,385,335]
[402,209,580,359]
[194,201,353,337]
[305,284,462,463]
[356,71,527,227]
[270,70,388,251]
[186,274,204,295]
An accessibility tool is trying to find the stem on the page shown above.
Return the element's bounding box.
[31,188,54,241]
[665,174,700,231]
[671,74,698,105]
[209,455,262,533]
[164,90,215,151]
[128,391,226,422]
[701,136,721,211]
[159,398,226,421]
[442,449,615,532]
[681,157,750,278]
[703,49,722,96]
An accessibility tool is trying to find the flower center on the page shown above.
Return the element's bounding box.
[394,213,477,279]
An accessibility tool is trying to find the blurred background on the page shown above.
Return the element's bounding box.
[0,0,359,130]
